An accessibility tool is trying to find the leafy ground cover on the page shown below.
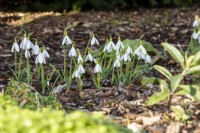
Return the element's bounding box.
[1,7,200,132]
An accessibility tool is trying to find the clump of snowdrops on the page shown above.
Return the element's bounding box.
[11,29,156,93]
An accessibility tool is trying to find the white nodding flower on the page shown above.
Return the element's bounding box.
[69,46,77,57]
[85,53,94,62]
[25,49,30,58]
[62,35,72,45]
[32,44,40,55]
[120,53,131,62]
[134,45,147,59]
[72,70,80,79]
[23,39,34,50]
[42,49,50,58]
[126,46,133,55]
[144,54,152,64]
[103,40,116,53]
[91,35,99,45]
[113,59,120,68]
[193,19,199,27]
[78,54,83,63]
[11,42,20,53]
[116,40,124,50]
[192,32,199,40]
[94,63,102,73]
[78,64,85,74]
[20,37,28,49]
[35,52,46,64]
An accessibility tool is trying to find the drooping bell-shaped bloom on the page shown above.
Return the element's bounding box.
[23,39,34,50]
[120,53,131,62]
[94,63,102,73]
[11,42,20,53]
[78,54,83,63]
[144,54,152,64]
[192,32,199,40]
[91,35,99,45]
[25,49,30,58]
[103,40,116,53]
[126,46,133,55]
[42,49,50,58]
[32,44,40,55]
[85,53,94,62]
[116,39,124,50]
[193,19,199,27]
[35,52,46,64]
[113,59,120,68]
[78,64,85,74]
[72,70,80,79]
[134,45,147,60]
[69,46,77,57]
[62,34,72,45]
[20,37,28,49]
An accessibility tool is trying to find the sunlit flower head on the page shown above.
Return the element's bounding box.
[144,54,152,64]
[94,63,102,73]
[192,32,199,40]
[91,35,99,45]
[11,42,20,53]
[62,34,72,45]
[42,49,50,58]
[126,46,133,55]
[78,54,83,63]
[68,46,77,57]
[72,70,80,79]
[32,44,40,55]
[20,37,28,49]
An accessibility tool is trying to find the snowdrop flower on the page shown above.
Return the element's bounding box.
[144,54,152,63]
[78,54,83,63]
[85,53,94,62]
[103,40,116,53]
[69,46,77,57]
[23,39,34,50]
[192,32,199,40]
[25,49,30,58]
[77,64,85,74]
[116,39,124,50]
[91,35,99,45]
[72,70,80,79]
[20,37,28,49]
[35,52,46,64]
[94,63,102,73]
[126,46,133,55]
[62,34,72,45]
[193,19,199,27]
[120,53,131,62]
[134,45,147,59]
[42,49,50,58]
[11,42,20,52]
[32,44,40,55]
[113,59,120,68]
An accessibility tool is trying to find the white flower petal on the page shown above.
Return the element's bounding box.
[25,49,30,58]
[94,64,102,73]
[193,19,199,27]
[69,47,77,57]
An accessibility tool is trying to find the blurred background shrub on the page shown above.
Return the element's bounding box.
[0,0,199,12]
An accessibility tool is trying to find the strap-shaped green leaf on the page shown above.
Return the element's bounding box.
[170,74,183,93]
[176,84,200,102]
[185,65,200,75]
[162,43,185,69]
[154,65,172,80]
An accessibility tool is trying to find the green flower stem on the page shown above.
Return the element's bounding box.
[40,64,45,94]
[26,57,31,85]
[84,37,92,56]
[14,51,17,79]
[63,47,67,75]
[17,50,23,80]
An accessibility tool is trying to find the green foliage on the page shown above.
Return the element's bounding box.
[171,105,192,121]
[0,94,131,133]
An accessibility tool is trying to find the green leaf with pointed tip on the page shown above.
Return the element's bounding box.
[171,105,192,121]
[162,43,185,69]
[170,74,183,93]
[147,89,170,106]
[185,65,200,75]
[154,65,172,80]
[176,85,200,102]
[141,76,158,86]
